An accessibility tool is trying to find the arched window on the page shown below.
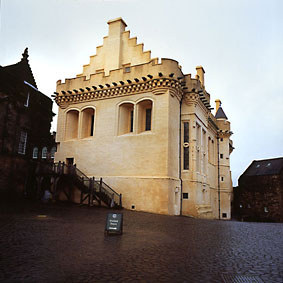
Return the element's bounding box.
[32,147,38,159]
[137,100,152,133]
[50,146,56,159]
[42,147,48,159]
[118,103,134,135]
[65,110,79,140]
[81,108,95,138]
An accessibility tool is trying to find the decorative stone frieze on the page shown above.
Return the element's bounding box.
[183,92,198,105]
[55,77,183,108]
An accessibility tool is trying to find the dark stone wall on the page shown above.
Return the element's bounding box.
[236,174,283,222]
[0,62,55,199]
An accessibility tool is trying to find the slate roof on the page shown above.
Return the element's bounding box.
[1,48,37,88]
[215,106,228,119]
[242,157,283,176]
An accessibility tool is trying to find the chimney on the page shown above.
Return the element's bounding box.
[104,17,127,74]
[215,99,221,112]
[107,17,127,36]
[196,66,205,87]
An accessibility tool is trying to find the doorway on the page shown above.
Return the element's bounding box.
[66,158,74,165]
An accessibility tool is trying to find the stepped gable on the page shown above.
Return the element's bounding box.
[77,17,151,78]
[2,48,37,88]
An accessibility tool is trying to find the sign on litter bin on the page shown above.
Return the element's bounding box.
[105,213,123,235]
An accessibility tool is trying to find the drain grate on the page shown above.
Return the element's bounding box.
[221,273,264,283]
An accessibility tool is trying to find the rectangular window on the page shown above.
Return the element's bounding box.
[145,108,151,131]
[208,137,212,163]
[24,92,30,107]
[184,122,189,143]
[184,146,189,170]
[196,124,201,172]
[90,115,94,136]
[18,131,27,155]
[130,110,134,132]
[183,193,189,199]
[220,153,223,159]
[183,122,190,170]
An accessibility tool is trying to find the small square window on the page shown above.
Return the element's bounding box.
[220,138,223,142]
[183,193,189,199]
[124,67,130,73]
[222,213,227,218]
[220,154,223,159]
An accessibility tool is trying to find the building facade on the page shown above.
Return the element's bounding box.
[54,18,233,219]
[0,48,55,198]
[234,157,283,222]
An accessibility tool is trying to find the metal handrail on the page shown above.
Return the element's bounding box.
[50,162,122,207]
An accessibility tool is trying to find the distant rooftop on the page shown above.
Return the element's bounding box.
[242,157,283,176]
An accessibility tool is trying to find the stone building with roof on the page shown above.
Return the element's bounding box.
[0,48,55,198]
[54,18,234,219]
[234,157,283,222]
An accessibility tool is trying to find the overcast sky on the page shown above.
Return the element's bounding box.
[1,0,282,185]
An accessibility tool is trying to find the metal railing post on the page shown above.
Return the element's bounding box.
[119,193,122,208]
[99,178,102,193]
[58,161,61,175]
[88,178,91,207]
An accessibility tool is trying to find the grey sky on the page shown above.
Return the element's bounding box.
[1,0,282,185]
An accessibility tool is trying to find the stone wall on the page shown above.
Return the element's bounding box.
[237,175,283,222]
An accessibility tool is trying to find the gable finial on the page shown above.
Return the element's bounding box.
[22,47,29,61]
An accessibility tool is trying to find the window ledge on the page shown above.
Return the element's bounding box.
[117,132,135,137]
[137,131,154,135]
[64,138,78,141]
[81,136,94,140]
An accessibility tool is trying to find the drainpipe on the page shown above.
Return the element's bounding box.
[179,97,183,216]
[217,133,221,219]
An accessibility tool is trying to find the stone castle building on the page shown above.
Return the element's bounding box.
[54,18,234,219]
[0,48,55,198]
[234,157,283,222]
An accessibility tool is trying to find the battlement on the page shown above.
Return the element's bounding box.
[56,57,183,92]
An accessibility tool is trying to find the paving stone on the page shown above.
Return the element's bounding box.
[0,200,282,282]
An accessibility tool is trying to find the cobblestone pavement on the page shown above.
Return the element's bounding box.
[0,200,282,283]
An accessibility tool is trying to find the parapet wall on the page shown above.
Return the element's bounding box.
[56,58,183,93]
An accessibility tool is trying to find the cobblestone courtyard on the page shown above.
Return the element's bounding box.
[0,200,282,283]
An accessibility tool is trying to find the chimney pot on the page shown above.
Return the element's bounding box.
[196,66,205,87]
[215,99,221,112]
